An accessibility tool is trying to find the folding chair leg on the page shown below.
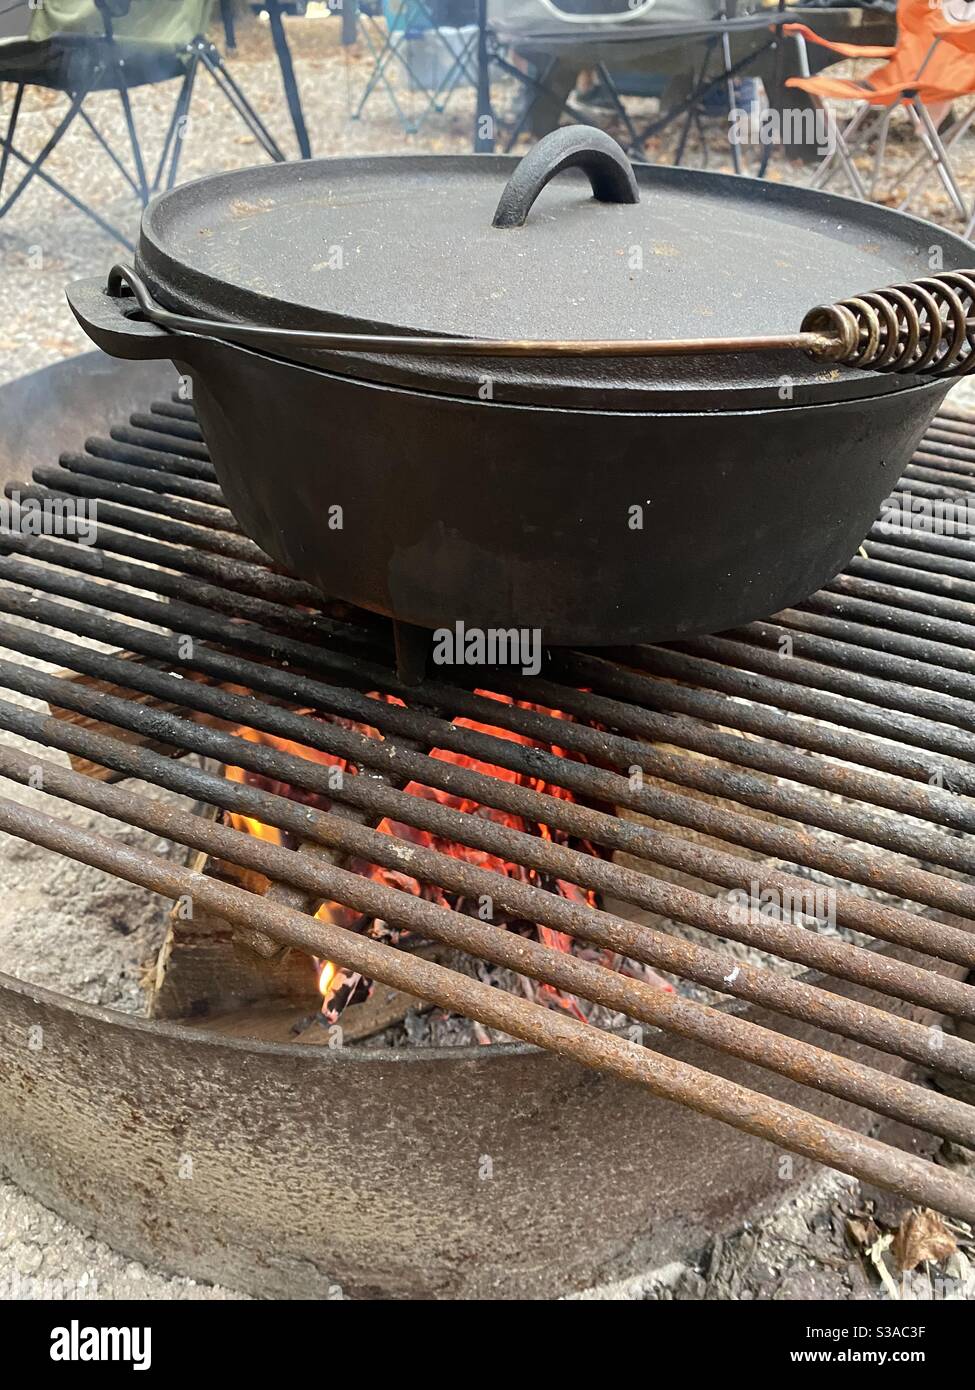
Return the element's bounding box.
[807,104,851,189]
[154,54,200,192]
[674,101,696,167]
[909,99,969,220]
[0,90,87,219]
[673,40,713,168]
[898,105,975,212]
[266,0,312,158]
[869,107,896,201]
[809,102,870,199]
[410,31,479,135]
[78,106,143,197]
[117,82,150,204]
[0,137,135,246]
[500,55,558,151]
[0,84,24,203]
[721,24,743,176]
[197,41,286,162]
[350,16,414,127]
[594,62,642,154]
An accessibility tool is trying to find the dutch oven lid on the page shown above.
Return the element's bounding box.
[135,126,974,411]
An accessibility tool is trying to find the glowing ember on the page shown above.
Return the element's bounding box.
[221,690,647,1026]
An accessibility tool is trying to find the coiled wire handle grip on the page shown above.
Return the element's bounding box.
[801,270,975,378]
[106,264,975,375]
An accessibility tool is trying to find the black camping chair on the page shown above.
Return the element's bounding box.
[0,0,286,248]
[481,0,802,170]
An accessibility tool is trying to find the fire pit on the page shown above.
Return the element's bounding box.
[0,351,974,1299]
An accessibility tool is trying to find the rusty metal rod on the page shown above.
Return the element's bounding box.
[0,583,972,945]
[905,464,975,493]
[5,516,971,819]
[3,670,975,1075]
[59,453,224,507]
[551,647,975,792]
[30,464,237,535]
[847,553,975,605]
[914,441,975,469]
[85,436,216,481]
[130,410,206,444]
[801,592,973,661]
[7,666,973,1016]
[864,539,975,587]
[0,557,970,887]
[894,475,975,504]
[727,617,975,706]
[2,527,969,851]
[4,478,261,563]
[650,636,975,747]
[2,793,974,1225]
[592,638,966,769]
[935,404,975,428]
[110,424,210,463]
[2,483,337,608]
[0,525,369,655]
[14,521,964,826]
[158,397,199,422]
[826,573,975,637]
[0,588,972,942]
[1,733,972,1148]
[426,661,975,836]
[869,522,975,564]
[772,606,974,694]
[802,588,975,656]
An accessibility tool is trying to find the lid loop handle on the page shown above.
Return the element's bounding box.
[491,125,640,229]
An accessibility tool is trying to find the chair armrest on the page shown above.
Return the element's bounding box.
[782,22,896,61]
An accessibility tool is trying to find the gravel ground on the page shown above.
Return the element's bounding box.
[0,9,973,1302]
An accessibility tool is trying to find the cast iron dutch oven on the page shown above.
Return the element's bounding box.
[68,125,975,647]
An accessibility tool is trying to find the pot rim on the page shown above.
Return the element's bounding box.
[169,315,955,419]
[135,140,975,412]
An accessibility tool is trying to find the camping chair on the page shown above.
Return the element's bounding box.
[903,9,975,234]
[784,0,975,218]
[0,0,286,248]
[484,0,798,167]
[349,0,480,134]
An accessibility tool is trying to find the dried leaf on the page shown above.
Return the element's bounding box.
[846,1215,880,1250]
[867,1232,900,1300]
[891,1208,957,1273]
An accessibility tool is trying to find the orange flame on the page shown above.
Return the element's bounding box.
[316,958,337,996]
[219,691,648,1024]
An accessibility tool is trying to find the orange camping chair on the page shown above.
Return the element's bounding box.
[783,0,975,220]
[928,11,975,235]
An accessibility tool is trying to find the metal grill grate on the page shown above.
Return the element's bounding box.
[1,392,975,1221]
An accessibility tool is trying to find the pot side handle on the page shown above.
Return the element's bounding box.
[66,275,186,362]
[492,125,640,230]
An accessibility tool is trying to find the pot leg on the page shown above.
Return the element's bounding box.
[393,620,430,686]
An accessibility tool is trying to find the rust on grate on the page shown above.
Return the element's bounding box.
[0,394,974,1221]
